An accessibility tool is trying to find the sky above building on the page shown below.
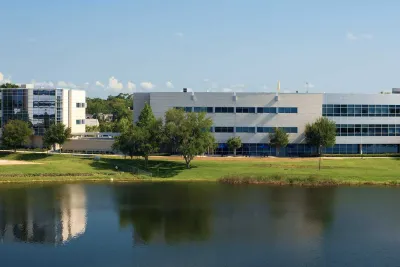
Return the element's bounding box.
[1,0,400,98]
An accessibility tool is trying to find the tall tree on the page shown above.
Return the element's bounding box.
[269,128,289,156]
[136,119,163,168]
[2,120,32,152]
[164,109,215,168]
[304,117,336,170]
[43,123,72,152]
[0,83,19,88]
[113,117,132,133]
[226,136,242,156]
[112,125,139,159]
[137,103,155,128]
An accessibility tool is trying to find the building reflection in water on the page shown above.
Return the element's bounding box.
[0,184,87,245]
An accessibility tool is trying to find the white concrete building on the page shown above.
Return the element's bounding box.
[0,84,86,148]
[133,90,400,155]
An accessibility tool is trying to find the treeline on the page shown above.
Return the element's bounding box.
[113,104,215,169]
[114,104,337,169]
[86,93,133,132]
[1,120,71,152]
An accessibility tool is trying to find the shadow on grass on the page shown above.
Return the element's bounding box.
[0,152,51,161]
[14,153,50,161]
[90,158,192,178]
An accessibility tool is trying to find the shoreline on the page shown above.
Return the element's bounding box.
[0,152,400,186]
[0,174,399,187]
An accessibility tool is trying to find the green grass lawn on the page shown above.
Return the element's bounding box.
[0,152,399,185]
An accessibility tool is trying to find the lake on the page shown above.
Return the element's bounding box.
[0,183,400,267]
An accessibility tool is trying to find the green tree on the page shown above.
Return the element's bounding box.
[113,117,132,133]
[85,125,99,132]
[43,123,72,152]
[305,117,336,170]
[99,121,114,132]
[112,125,139,159]
[137,103,155,128]
[226,136,242,156]
[0,83,19,88]
[2,120,32,152]
[269,128,289,156]
[136,119,163,168]
[164,109,215,169]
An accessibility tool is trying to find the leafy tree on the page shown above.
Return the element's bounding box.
[226,136,242,156]
[2,120,32,152]
[269,128,289,156]
[164,109,215,168]
[0,83,19,88]
[43,123,71,152]
[99,121,114,132]
[113,117,132,133]
[137,103,155,128]
[136,119,163,168]
[85,125,99,132]
[112,125,139,159]
[305,117,336,170]
[164,108,185,154]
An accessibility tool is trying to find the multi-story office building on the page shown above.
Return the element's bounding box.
[133,90,400,155]
[0,84,86,147]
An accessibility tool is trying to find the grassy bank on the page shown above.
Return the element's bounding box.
[0,152,400,185]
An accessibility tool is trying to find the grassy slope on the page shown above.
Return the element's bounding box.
[0,153,399,184]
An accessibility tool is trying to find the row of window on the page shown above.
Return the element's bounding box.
[212,126,298,133]
[76,119,85,125]
[215,143,399,156]
[257,127,298,133]
[175,106,298,114]
[33,101,56,107]
[323,104,400,117]
[76,103,85,108]
[336,124,400,136]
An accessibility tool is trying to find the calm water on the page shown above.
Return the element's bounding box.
[1,183,400,267]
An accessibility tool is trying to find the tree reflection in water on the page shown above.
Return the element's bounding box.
[114,183,213,245]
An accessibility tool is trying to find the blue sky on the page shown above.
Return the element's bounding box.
[1,0,400,98]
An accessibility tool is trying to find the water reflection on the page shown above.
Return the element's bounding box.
[0,184,86,245]
[114,183,212,245]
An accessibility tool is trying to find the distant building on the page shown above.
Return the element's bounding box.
[133,89,400,155]
[0,84,86,147]
[85,118,99,127]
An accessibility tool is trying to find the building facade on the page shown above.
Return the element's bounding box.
[133,91,400,155]
[0,85,86,148]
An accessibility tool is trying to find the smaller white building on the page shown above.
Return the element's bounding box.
[85,119,100,127]
[0,84,86,148]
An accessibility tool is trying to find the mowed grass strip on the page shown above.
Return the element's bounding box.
[0,152,399,184]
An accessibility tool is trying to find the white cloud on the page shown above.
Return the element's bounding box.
[57,81,68,87]
[0,72,12,84]
[222,88,233,92]
[346,32,373,41]
[57,81,77,88]
[108,76,123,90]
[95,81,105,87]
[166,81,174,89]
[346,32,358,40]
[175,32,184,37]
[127,81,136,92]
[34,81,55,88]
[140,81,155,90]
[203,78,210,82]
